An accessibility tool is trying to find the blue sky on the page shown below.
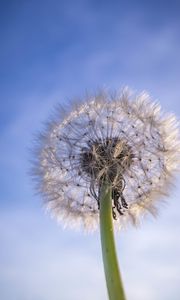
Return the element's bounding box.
[1,1,180,299]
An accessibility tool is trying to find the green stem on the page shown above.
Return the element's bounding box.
[99,182,126,300]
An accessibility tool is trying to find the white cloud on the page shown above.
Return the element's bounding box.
[0,209,107,300]
[1,200,180,300]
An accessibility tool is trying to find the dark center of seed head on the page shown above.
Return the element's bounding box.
[80,137,134,182]
[80,137,134,218]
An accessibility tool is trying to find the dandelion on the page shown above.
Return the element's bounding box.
[32,88,180,300]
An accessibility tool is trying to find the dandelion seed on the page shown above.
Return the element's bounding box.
[32,89,180,231]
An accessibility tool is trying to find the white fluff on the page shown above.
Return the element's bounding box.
[32,89,180,231]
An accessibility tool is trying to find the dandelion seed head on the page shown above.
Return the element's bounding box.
[32,89,180,231]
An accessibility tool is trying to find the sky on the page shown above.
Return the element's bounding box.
[0,0,180,299]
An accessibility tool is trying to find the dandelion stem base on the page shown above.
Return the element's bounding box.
[99,182,126,300]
